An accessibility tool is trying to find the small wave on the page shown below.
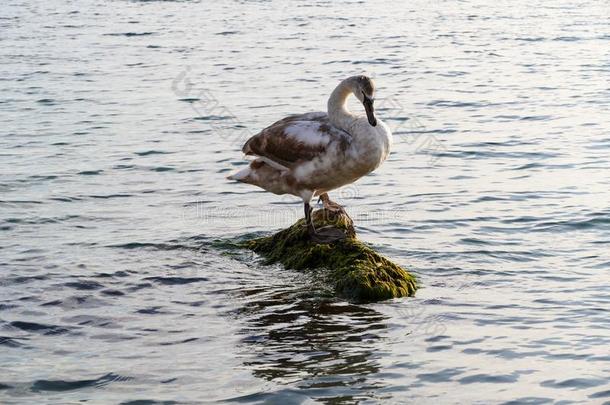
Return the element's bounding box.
[0,336,27,348]
[93,270,132,278]
[437,71,469,77]
[104,32,155,37]
[151,166,175,172]
[553,36,581,42]
[50,196,83,202]
[40,295,107,309]
[352,58,397,65]
[89,193,133,199]
[9,321,71,335]
[125,282,153,292]
[28,174,58,180]
[136,306,168,314]
[501,397,553,405]
[322,59,352,65]
[520,115,553,121]
[158,337,199,346]
[458,373,519,384]
[193,115,232,121]
[108,242,165,249]
[427,100,485,108]
[459,238,494,246]
[514,36,545,42]
[62,315,115,328]
[432,149,559,160]
[475,196,510,202]
[107,242,189,251]
[511,162,544,170]
[31,373,132,392]
[416,368,464,383]
[500,215,543,224]
[114,164,135,170]
[590,389,610,399]
[541,377,607,389]
[534,215,610,231]
[143,276,209,285]
[493,114,553,121]
[64,280,105,291]
[135,150,172,156]
[77,170,103,175]
[0,199,43,205]
[586,137,610,149]
[100,289,125,296]
[3,275,48,285]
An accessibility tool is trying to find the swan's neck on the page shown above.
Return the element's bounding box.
[327,80,357,132]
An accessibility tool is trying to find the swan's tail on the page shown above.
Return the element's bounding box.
[227,156,289,183]
[227,166,251,182]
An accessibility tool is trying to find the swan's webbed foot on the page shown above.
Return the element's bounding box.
[308,225,347,244]
[304,201,346,244]
[318,193,351,219]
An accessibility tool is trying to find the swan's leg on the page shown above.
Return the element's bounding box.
[304,202,315,234]
[304,201,346,243]
[318,193,351,219]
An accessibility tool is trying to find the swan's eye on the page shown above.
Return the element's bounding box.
[361,91,374,103]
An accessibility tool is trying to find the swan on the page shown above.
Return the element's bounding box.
[228,75,392,242]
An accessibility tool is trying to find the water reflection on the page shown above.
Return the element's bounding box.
[233,285,387,401]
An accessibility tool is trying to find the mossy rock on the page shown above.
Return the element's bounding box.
[245,208,417,302]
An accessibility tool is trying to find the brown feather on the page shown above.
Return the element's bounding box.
[242,112,350,169]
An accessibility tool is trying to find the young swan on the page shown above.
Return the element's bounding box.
[229,75,392,243]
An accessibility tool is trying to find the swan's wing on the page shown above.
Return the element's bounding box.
[242,112,351,169]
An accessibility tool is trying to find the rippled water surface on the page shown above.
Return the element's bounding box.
[2,0,610,403]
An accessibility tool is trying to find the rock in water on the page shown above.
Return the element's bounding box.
[245,208,417,302]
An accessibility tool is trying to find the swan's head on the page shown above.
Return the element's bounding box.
[351,75,377,127]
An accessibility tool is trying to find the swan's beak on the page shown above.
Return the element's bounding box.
[363,95,377,127]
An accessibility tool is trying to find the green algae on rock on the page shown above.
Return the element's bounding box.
[245,208,417,302]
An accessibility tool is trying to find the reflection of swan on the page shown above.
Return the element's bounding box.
[229,75,392,242]
[231,285,387,400]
